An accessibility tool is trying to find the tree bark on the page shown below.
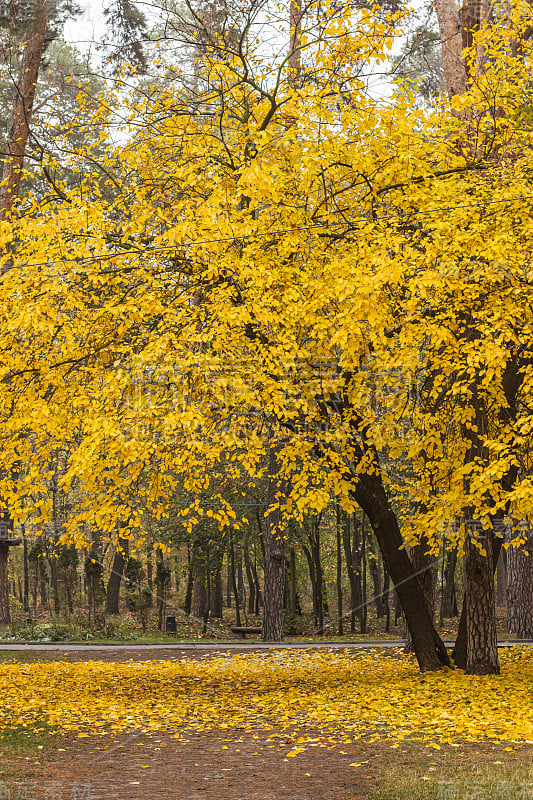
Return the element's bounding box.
[465,529,499,674]
[496,547,507,607]
[262,443,287,641]
[23,529,29,613]
[229,527,241,627]
[0,0,47,222]
[342,511,359,632]
[434,0,467,98]
[404,536,437,653]
[0,543,10,623]
[441,546,459,619]
[183,548,194,615]
[352,471,450,671]
[192,542,208,619]
[105,538,128,615]
[367,528,383,619]
[507,526,533,639]
[210,548,224,619]
[336,505,343,636]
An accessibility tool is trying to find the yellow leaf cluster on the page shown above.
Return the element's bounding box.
[1,649,533,749]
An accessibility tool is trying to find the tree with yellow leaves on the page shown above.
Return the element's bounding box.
[1,0,533,674]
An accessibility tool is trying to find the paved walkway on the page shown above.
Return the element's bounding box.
[0,639,531,651]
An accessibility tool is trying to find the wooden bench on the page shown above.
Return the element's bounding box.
[231,626,262,639]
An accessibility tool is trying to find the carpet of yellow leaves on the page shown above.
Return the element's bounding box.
[1,649,532,749]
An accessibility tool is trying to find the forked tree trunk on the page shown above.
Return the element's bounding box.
[352,471,450,671]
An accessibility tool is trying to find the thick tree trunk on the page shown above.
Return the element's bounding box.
[464,529,499,674]
[352,472,449,671]
[507,527,533,639]
[434,0,467,99]
[105,539,128,615]
[262,444,287,641]
[0,543,10,623]
[453,354,523,667]
[404,537,437,653]
[0,0,47,222]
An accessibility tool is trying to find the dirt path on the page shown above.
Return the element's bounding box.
[30,730,376,800]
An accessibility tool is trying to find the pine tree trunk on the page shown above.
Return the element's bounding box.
[0,0,47,222]
[507,528,533,639]
[262,444,286,641]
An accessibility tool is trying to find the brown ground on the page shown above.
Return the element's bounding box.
[4,648,532,800]
[27,729,377,800]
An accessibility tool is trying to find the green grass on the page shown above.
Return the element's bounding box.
[0,720,58,791]
[367,741,533,800]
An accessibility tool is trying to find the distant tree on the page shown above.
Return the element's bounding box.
[102,0,148,74]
